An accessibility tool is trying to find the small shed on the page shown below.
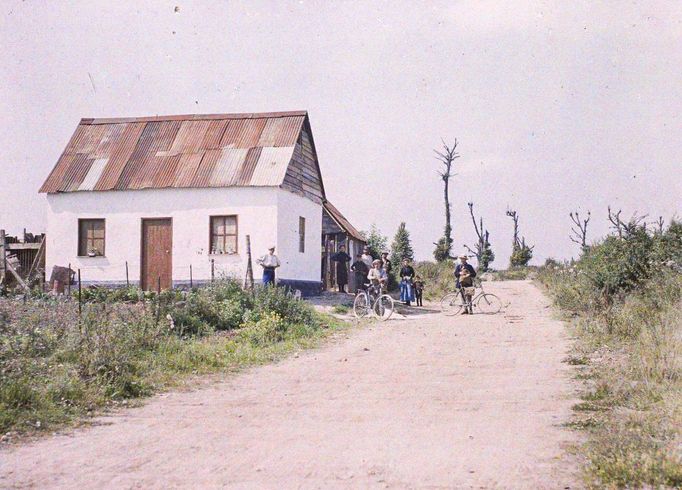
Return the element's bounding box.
[321,201,366,292]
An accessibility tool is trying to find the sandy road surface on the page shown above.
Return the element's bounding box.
[1,280,578,489]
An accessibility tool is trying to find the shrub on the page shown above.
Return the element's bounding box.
[237,312,287,346]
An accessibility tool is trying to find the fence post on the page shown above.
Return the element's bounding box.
[0,229,6,288]
[125,261,129,287]
[67,262,71,296]
[156,275,161,324]
[189,264,193,288]
[244,235,254,290]
[77,268,82,317]
[211,259,215,283]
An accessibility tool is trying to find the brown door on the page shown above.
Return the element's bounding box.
[141,218,172,290]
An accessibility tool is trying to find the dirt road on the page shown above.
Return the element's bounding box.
[1,280,578,489]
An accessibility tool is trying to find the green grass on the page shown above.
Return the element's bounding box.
[540,260,682,487]
[0,282,347,441]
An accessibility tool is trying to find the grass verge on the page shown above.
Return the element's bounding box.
[539,267,682,487]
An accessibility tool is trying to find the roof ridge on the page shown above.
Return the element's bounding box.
[81,110,308,125]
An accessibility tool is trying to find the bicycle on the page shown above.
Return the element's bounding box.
[353,283,395,321]
[440,282,502,316]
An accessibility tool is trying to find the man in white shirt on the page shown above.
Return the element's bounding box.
[257,246,280,286]
[361,247,374,270]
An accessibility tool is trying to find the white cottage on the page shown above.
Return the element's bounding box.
[39,111,326,295]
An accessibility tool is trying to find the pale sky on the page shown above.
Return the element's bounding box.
[1,1,680,264]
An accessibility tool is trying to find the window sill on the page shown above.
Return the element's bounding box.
[208,253,239,257]
[77,255,107,258]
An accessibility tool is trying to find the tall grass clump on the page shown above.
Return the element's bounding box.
[0,281,342,439]
[538,219,682,488]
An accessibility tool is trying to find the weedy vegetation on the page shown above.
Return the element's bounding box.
[538,219,682,488]
[0,281,344,439]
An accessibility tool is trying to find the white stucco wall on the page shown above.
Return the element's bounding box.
[45,187,321,287]
[275,189,322,283]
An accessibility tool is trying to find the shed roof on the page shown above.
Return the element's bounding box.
[39,111,323,196]
[323,201,366,242]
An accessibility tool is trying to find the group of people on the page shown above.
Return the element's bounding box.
[259,243,475,314]
[330,245,425,307]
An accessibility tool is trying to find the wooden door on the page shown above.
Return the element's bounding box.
[141,218,172,291]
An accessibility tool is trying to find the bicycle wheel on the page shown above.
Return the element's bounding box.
[440,292,465,316]
[476,293,502,314]
[353,293,370,318]
[374,294,394,321]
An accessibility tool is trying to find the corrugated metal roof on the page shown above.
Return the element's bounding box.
[323,201,366,242]
[250,146,295,186]
[40,111,310,194]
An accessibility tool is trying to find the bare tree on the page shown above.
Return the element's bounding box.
[506,208,534,267]
[506,209,519,245]
[463,202,495,271]
[608,206,647,238]
[569,210,591,251]
[433,140,459,261]
[607,206,624,238]
[654,216,665,234]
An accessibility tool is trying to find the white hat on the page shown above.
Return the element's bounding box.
[458,253,468,259]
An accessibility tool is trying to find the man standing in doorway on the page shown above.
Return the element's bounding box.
[257,246,280,286]
[331,244,352,293]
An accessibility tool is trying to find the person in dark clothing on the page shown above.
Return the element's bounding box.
[331,244,352,293]
[413,276,425,306]
[399,258,415,305]
[381,252,392,275]
[454,254,477,314]
[350,253,369,291]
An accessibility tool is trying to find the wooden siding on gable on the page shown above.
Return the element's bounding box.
[281,125,324,204]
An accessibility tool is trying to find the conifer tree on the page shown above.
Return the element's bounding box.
[390,222,415,266]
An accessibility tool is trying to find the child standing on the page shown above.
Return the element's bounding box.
[413,276,425,306]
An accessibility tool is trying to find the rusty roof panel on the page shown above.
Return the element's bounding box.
[127,121,181,189]
[210,148,249,186]
[167,120,206,155]
[115,122,158,189]
[235,147,262,185]
[258,116,304,147]
[220,118,267,148]
[250,146,294,186]
[236,118,267,147]
[40,153,74,193]
[200,119,229,149]
[60,154,93,192]
[152,155,182,188]
[191,150,220,187]
[275,115,305,147]
[92,124,125,159]
[173,153,204,187]
[94,122,145,191]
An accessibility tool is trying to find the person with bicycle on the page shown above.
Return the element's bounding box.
[367,259,387,301]
[455,254,476,314]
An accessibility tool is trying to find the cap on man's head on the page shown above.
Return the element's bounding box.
[458,254,468,259]
[268,246,276,251]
